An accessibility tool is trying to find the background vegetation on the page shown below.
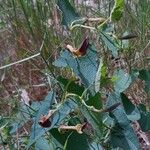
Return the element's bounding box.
[0,0,150,149]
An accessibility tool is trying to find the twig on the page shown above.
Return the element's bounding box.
[0,36,45,70]
[0,53,40,70]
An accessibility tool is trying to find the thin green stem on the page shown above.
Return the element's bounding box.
[65,93,103,113]
[70,24,96,30]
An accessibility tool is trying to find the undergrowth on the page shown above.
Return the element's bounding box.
[0,0,150,149]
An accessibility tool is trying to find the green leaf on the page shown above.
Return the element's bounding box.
[138,104,147,112]
[27,91,55,148]
[57,76,85,96]
[138,69,150,93]
[114,69,131,93]
[57,0,80,27]
[138,104,150,132]
[110,0,124,22]
[107,93,140,149]
[35,137,56,150]
[80,104,103,139]
[121,93,140,121]
[89,142,103,150]
[50,128,71,146]
[51,129,102,150]
[50,100,77,127]
[53,45,98,87]
[99,64,110,87]
[86,93,102,110]
[95,59,103,92]
[107,92,129,126]
[100,32,119,57]
[82,93,103,139]
[32,91,55,120]
[138,111,150,132]
[27,98,77,148]
[110,123,140,150]
[64,132,90,150]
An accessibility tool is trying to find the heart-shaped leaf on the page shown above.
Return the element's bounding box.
[110,123,140,150]
[110,0,124,22]
[53,45,98,87]
[121,93,141,121]
[114,69,132,93]
[57,76,85,96]
[100,32,119,57]
[107,93,140,149]
[138,104,150,132]
[57,0,80,27]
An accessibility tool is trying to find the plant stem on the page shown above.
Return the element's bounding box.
[65,93,103,113]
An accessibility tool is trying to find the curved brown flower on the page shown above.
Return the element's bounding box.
[38,109,56,128]
[38,115,51,128]
[66,37,89,57]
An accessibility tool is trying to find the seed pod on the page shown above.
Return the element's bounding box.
[103,102,121,112]
[118,34,138,40]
